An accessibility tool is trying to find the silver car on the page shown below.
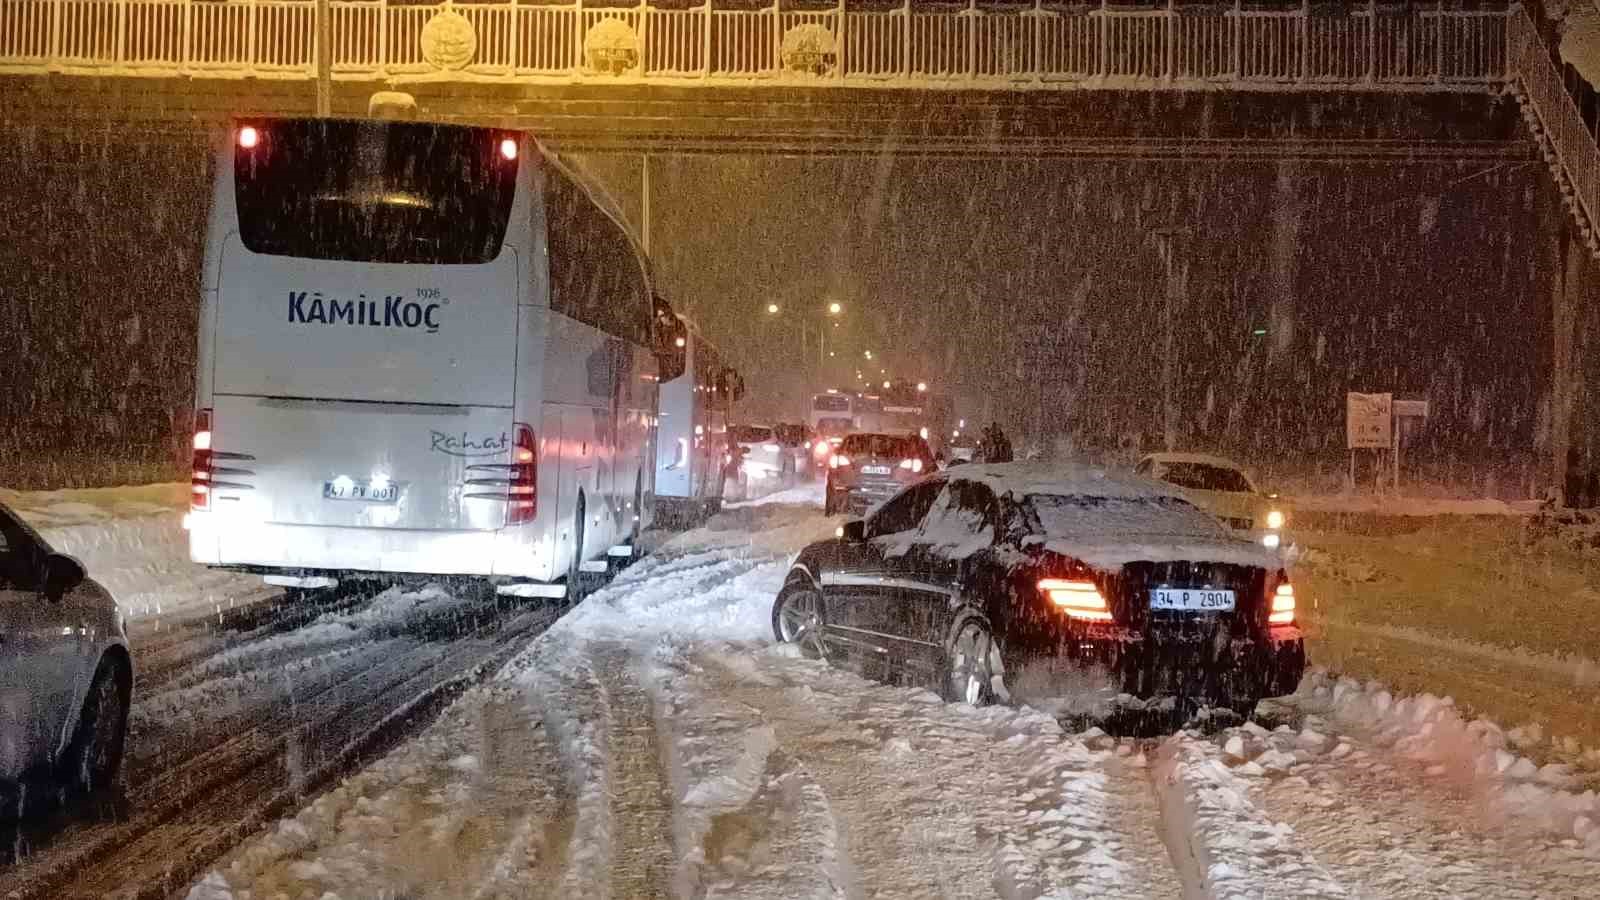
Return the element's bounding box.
[0,502,131,808]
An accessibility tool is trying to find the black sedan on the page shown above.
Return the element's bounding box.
[824,432,938,517]
[773,462,1304,719]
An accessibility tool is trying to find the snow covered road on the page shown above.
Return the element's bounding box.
[5,482,1600,898]
[160,486,1600,900]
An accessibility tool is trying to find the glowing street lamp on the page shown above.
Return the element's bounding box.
[864,350,873,360]
[916,382,927,392]
[828,302,842,315]
[767,303,779,314]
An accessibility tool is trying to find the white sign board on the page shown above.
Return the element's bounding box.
[1393,399,1429,419]
[1347,392,1392,449]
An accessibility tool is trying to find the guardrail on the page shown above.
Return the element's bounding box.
[0,0,1511,88]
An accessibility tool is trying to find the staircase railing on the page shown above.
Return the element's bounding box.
[1508,5,1600,252]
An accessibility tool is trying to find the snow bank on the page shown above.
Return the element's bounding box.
[3,481,265,621]
[1289,670,1600,851]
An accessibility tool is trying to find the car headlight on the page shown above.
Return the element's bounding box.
[1266,509,1285,530]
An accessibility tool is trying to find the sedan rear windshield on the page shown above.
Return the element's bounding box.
[1026,493,1228,539]
[1155,462,1253,493]
[234,119,519,264]
[841,434,922,459]
[731,426,774,443]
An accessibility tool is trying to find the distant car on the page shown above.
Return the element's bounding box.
[1135,453,1289,549]
[824,432,938,516]
[772,422,815,478]
[773,463,1304,720]
[0,502,131,809]
[946,432,978,465]
[730,424,795,488]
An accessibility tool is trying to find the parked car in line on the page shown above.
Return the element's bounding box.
[1134,452,1289,548]
[774,462,1304,721]
[823,432,938,516]
[0,502,132,811]
[730,424,796,488]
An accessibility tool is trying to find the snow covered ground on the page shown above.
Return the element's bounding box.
[175,480,1600,900]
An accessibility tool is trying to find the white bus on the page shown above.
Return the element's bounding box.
[186,117,679,600]
[654,317,742,526]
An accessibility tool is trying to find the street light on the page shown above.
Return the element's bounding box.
[916,382,927,392]
[767,303,779,315]
[828,302,842,315]
[864,350,873,360]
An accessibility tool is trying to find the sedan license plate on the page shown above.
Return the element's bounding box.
[862,465,892,475]
[323,480,399,504]
[1150,588,1235,612]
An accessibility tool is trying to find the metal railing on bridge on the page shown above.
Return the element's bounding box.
[0,0,1511,89]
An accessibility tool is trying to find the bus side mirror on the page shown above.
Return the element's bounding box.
[656,324,687,382]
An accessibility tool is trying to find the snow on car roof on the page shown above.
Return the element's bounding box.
[948,463,1281,570]
[945,461,1182,501]
[1138,452,1248,471]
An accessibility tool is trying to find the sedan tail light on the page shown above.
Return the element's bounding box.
[898,458,923,473]
[1269,582,1295,625]
[830,454,851,469]
[1039,578,1113,622]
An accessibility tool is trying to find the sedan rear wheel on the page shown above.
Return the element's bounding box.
[944,618,1001,707]
[773,586,828,660]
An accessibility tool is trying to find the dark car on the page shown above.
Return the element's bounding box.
[824,432,938,516]
[773,462,1304,720]
[0,502,132,811]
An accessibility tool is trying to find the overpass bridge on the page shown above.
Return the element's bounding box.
[3,0,1600,497]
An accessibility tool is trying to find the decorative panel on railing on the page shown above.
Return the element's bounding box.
[0,0,1511,89]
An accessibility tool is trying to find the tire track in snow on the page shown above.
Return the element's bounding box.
[592,643,679,900]
[696,647,1183,899]
[1151,733,1350,900]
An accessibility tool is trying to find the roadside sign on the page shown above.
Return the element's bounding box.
[1346,392,1392,449]
[1394,399,1429,419]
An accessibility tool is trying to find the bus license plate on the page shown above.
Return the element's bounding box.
[323,480,399,504]
[1149,588,1235,612]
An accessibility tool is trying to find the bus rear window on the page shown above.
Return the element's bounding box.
[233,119,519,265]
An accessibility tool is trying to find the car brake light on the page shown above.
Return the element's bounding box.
[1040,578,1113,622]
[813,440,831,458]
[1269,582,1295,625]
[508,423,537,524]
[191,408,213,510]
[830,454,851,469]
[898,458,923,473]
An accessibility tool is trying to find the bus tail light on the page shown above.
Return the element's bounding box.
[237,125,259,150]
[191,408,214,510]
[499,137,518,161]
[1269,582,1295,625]
[1040,578,1113,622]
[508,423,537,525]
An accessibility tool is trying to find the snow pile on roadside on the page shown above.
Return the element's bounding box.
[1287,670,1600,850]
[1289,493,1540,517]
[4,481,265,621]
